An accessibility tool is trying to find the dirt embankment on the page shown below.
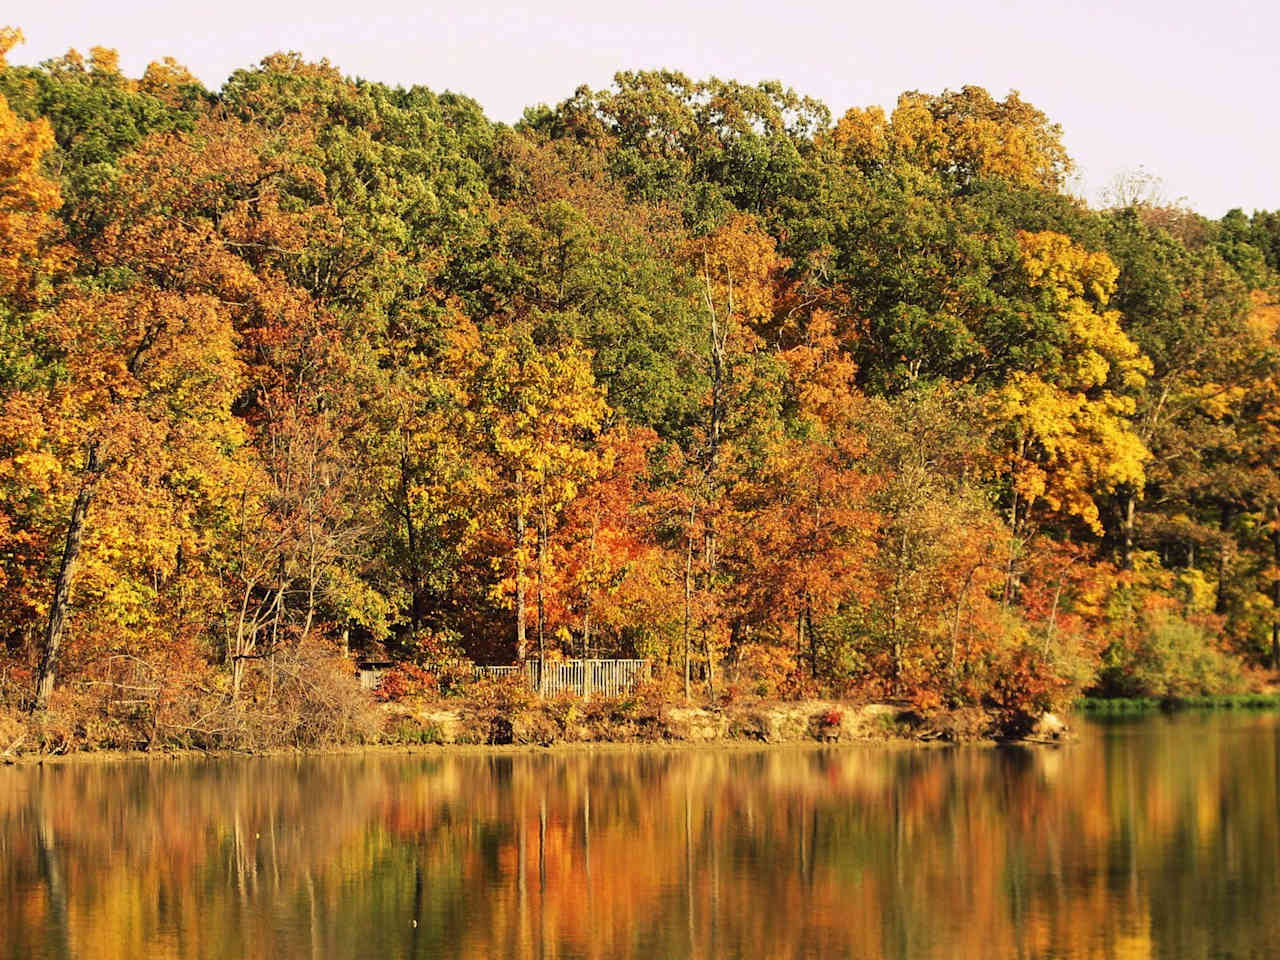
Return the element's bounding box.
[2,699,1073,764]
[381,699,1072,748]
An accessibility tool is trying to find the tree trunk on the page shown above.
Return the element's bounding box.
[805,603,818,678]
[582,515,597,661]
[400,454,423,641]
[515,470,527,662]
[1272,529,1280,671]
[1003,488,1020,608]
[1216,505,1233,615]
[949,565,980,679]
[536,475,547,695]
[725,619,743,687]
[34,448,101,711]
[682,502,695,703]
[1121,491,1136,571]
[704,253,728,479]
[889,527,908,694]
[702,623,715,698]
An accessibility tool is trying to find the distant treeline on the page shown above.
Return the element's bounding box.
[1,26,1278,741]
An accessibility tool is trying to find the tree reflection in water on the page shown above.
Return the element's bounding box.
[1,713,1277,960]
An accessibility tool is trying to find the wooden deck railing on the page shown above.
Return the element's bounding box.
[473,659,650,697]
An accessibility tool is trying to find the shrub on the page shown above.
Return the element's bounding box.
[1095,610,1244,699]
[373,663,438,703]
[731,642,800,699]
[384,718,444,745]
[543,691,580,735]
[0,705,26,754]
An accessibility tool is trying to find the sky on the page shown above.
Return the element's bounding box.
[8,0,1278,217]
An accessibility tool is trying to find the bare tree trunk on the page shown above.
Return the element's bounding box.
[582,516,595,699]
[694,255,730,705]
[34,447,101,711]
[949,565,980,679]
[1043,557,1079,656]
[232,581,255,701]
[1003,436,1029,607]
[702,251,729,479]
[269,555,286,653]
[303,539,318,641]
[725,619,744,687]
[889,527,908,694]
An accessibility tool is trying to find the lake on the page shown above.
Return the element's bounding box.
[2,712,1277,959]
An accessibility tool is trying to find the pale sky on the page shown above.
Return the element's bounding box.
[9,0,1278,217]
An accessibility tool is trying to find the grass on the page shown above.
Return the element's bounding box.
[1075,693,1280,714]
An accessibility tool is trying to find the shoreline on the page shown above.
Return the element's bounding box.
[3,699,1071,767]
[2,732,1014,769]
[1075,693,1280,713]
[12,695,1278,768]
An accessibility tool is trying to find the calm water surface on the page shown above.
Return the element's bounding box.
[2,713,1278,959]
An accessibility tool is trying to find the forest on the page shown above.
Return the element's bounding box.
[1,26,1278,749]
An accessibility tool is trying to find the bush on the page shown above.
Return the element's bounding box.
[543,691,580,736]
[730,642,800,698]
[373,663,438,703]
[463,673,536,744]
[384,718,444,745]
[0,705,26,754]
[1095,610,1244,699]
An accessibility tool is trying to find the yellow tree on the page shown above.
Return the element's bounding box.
[992,231,1152,597]
[0,42,63,303]
[6,112,335,708]
[830,86,1072,191]
[469,326,608,673]
[1,288,244,708]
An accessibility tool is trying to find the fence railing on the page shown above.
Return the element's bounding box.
[473,659,650,697]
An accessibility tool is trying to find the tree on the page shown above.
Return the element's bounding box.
[674,212,787,696]
[992,231,1150,539]
[719,311,875,678]
[466,327,608,672]
[1,287,243,708]
[0,76,61,305]
[831,86,1071,192]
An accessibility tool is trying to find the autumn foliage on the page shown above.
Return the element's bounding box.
[1,29,1277,746]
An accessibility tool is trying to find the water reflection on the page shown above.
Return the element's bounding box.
[2,713,1278,959]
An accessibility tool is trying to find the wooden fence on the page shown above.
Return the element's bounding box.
[474,659,650,697]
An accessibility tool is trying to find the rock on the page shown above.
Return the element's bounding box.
[725,706,816,743]
[1032,712,1069,740]
[418,710,463,744]
[662,707,726,742]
